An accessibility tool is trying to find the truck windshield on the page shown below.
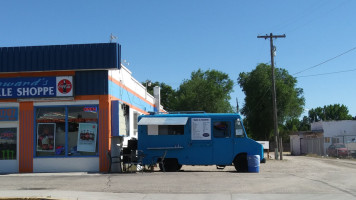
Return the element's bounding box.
[235,119,245,137]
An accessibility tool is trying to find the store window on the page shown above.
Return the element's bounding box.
[35,105,98,157]
[0,128,17,160]
[67,106,98,156]
[36,107,65,157]
[213,121,230,138]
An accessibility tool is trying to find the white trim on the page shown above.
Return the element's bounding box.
[34,100,99,106]
[138,117,189,125]
[33,157,99,172]
[0,102,19,107]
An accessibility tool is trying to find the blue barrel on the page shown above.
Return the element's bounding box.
[247,155,260,173]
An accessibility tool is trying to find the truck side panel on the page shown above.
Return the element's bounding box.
[137,113,264,167]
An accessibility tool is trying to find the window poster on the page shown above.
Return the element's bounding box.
[37,123,56,152]
[77,123,97,152]
[0,127,17,160]
[191,118,211,140]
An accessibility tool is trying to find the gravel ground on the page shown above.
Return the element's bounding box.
[1,155,356,200]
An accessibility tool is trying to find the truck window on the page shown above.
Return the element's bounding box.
[147,125,184,135]
[235,120,245,137]
[213,121,230,138]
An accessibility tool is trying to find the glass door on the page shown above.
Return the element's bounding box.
[0,126,18,173]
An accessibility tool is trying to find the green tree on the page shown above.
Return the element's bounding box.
[279,116,310,142]
[237,63,305,140]
[175,69,234,113]
[299,116,311,131]
[144,81,178,111]
[284,116,310,132]
[308,104,352,122]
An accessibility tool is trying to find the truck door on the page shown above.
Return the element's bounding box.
[188,118,213,165]
[212,120,234,165]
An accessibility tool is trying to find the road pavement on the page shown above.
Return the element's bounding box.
[1,155,355,200]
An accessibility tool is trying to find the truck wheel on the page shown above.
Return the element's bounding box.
[234,153,248,172]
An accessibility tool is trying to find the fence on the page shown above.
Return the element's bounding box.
[301,138,324,156]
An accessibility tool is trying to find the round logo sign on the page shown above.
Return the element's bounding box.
[57,79,73,94]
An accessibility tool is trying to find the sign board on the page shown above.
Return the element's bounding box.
[77,123,97,152]
[257,141,270,150]
[0,107,18,121]
[0,128,17,143]
[0,76,73,99]
[191,118,211,140]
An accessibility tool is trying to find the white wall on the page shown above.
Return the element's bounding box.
[109,65,155,106]
[311,120,356,155]
[311,121,323,131]
[290,135,301,155]
[311,121,356,137]
[109,65,157,147]
[33,157,99,172]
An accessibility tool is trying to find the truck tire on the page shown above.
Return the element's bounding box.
[233,153,248,172]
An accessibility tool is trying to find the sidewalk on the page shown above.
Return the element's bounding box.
[1,190,354,200]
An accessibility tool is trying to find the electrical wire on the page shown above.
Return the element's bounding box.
[271,1,329,33]
[296,68,356,78]
[286,0,350,34]
[293,46,356,76]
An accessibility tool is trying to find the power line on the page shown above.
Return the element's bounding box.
[293,46,356,76]
[296,68,356,78]
[272,1,329,33]
[286,0,350,34]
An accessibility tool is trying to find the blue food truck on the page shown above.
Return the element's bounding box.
[137,112,265,172]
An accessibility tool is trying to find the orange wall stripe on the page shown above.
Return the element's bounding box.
[109,96,149,115]
[108,75,156,107]
[0,71,75,78]
[75,95,103,101]
[0,99,17,102]
[19,102,34,173]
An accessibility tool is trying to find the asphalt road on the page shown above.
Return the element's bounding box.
[1,155,356,200]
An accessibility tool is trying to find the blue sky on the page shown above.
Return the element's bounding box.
[1,0,356,117]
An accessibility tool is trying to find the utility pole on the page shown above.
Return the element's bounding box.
[257,33,286,160]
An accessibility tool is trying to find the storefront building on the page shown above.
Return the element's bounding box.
[0,43,159,173]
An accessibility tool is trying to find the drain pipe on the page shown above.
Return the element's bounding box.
[153,86,160,114]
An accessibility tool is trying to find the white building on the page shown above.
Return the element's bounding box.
[290,120,356,156]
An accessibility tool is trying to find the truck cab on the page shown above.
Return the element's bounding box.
[137,113,265,172]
